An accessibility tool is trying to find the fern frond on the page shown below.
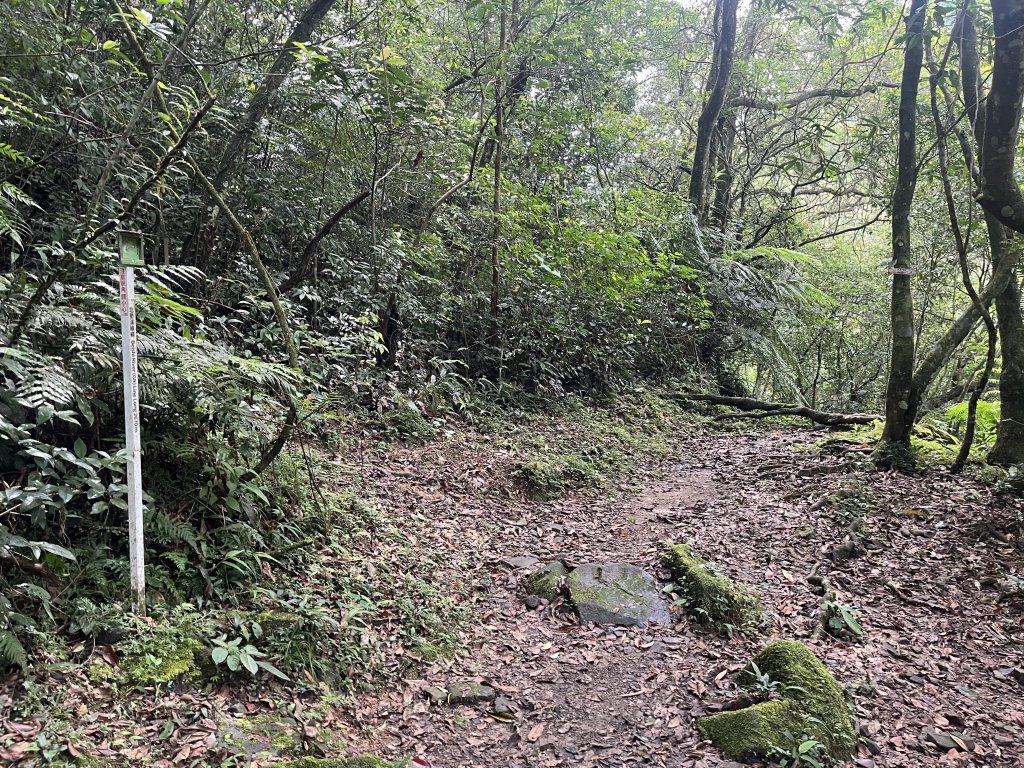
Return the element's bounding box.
[0,630,28,670]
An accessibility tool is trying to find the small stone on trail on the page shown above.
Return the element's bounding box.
[565,563,671,626]
[524,595,542,609]
[920,726,975,752]
[447,682,497,705]
[493,696,514,716]
[423,686,447,706]
[830,536,865,565]
[862,737,881,755]
[476,575,494,591]
[502,555,541,569]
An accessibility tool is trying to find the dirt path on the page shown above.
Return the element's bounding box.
[340,428,1023,768]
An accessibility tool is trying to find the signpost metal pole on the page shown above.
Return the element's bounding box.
[117,230,146,616]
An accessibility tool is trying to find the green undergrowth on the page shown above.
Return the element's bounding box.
[819,419,965,467]
[508,388,704,499]
[7,480,465,702]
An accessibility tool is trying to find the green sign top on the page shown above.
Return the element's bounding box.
[117,230,145,267]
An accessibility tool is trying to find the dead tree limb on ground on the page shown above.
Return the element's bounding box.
[673,393,882,427]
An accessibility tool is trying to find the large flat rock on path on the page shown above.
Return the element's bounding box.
[566,563,671,626]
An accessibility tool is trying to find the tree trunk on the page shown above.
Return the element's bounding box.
[279,190,369,293]
[711,8,764,233]
[488,8,507,346]
[688,0,739,222]
[927,32,998,472]
[878,0,927,461]
[959,2,1024,464]
[213,0,339,190]
[975,0,1024,234]
[988,237,1024,464]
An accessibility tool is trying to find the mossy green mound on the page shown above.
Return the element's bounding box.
[278,757,404,768]
[380,402,434,438]
[518,455,601,499]
[662,543,761,626]
[121,632,202,684]
[526,561,568,600]
[697,640,856,762]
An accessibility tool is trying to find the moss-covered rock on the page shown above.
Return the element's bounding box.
[253,610,303,635]
[446,681,497,704]
[663,543,761,627]
[86,660,117,685]
[218,712,303,758]
[697,640,856,762]
[517,454,600,499]
[277,757,403,768]
[526,561,568,600]
[565,563,671,626]
[698,699,794,758]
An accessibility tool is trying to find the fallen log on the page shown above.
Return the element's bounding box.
[672,393,881,427]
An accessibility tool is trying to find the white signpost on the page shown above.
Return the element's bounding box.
[117,230,146,616]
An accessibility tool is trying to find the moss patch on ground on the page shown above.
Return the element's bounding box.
[698,640,856,762]
[510,390,704,499]
[379,400,435,439]
[823,419,962,468]
[120,631,202,685]
[662,543,761,628]
[219,712,303,758]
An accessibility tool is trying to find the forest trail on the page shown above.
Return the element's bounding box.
[338,428,1023,768]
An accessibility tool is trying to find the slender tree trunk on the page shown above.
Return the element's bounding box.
[689,0,739,222]
[711,8,763,232]
[927,34,998,472]
[878,0,927,462]
[279,190,370,292]
[213,0,338,189]
[488,8,507,345]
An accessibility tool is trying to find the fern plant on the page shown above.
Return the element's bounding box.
[1,257,313,632]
